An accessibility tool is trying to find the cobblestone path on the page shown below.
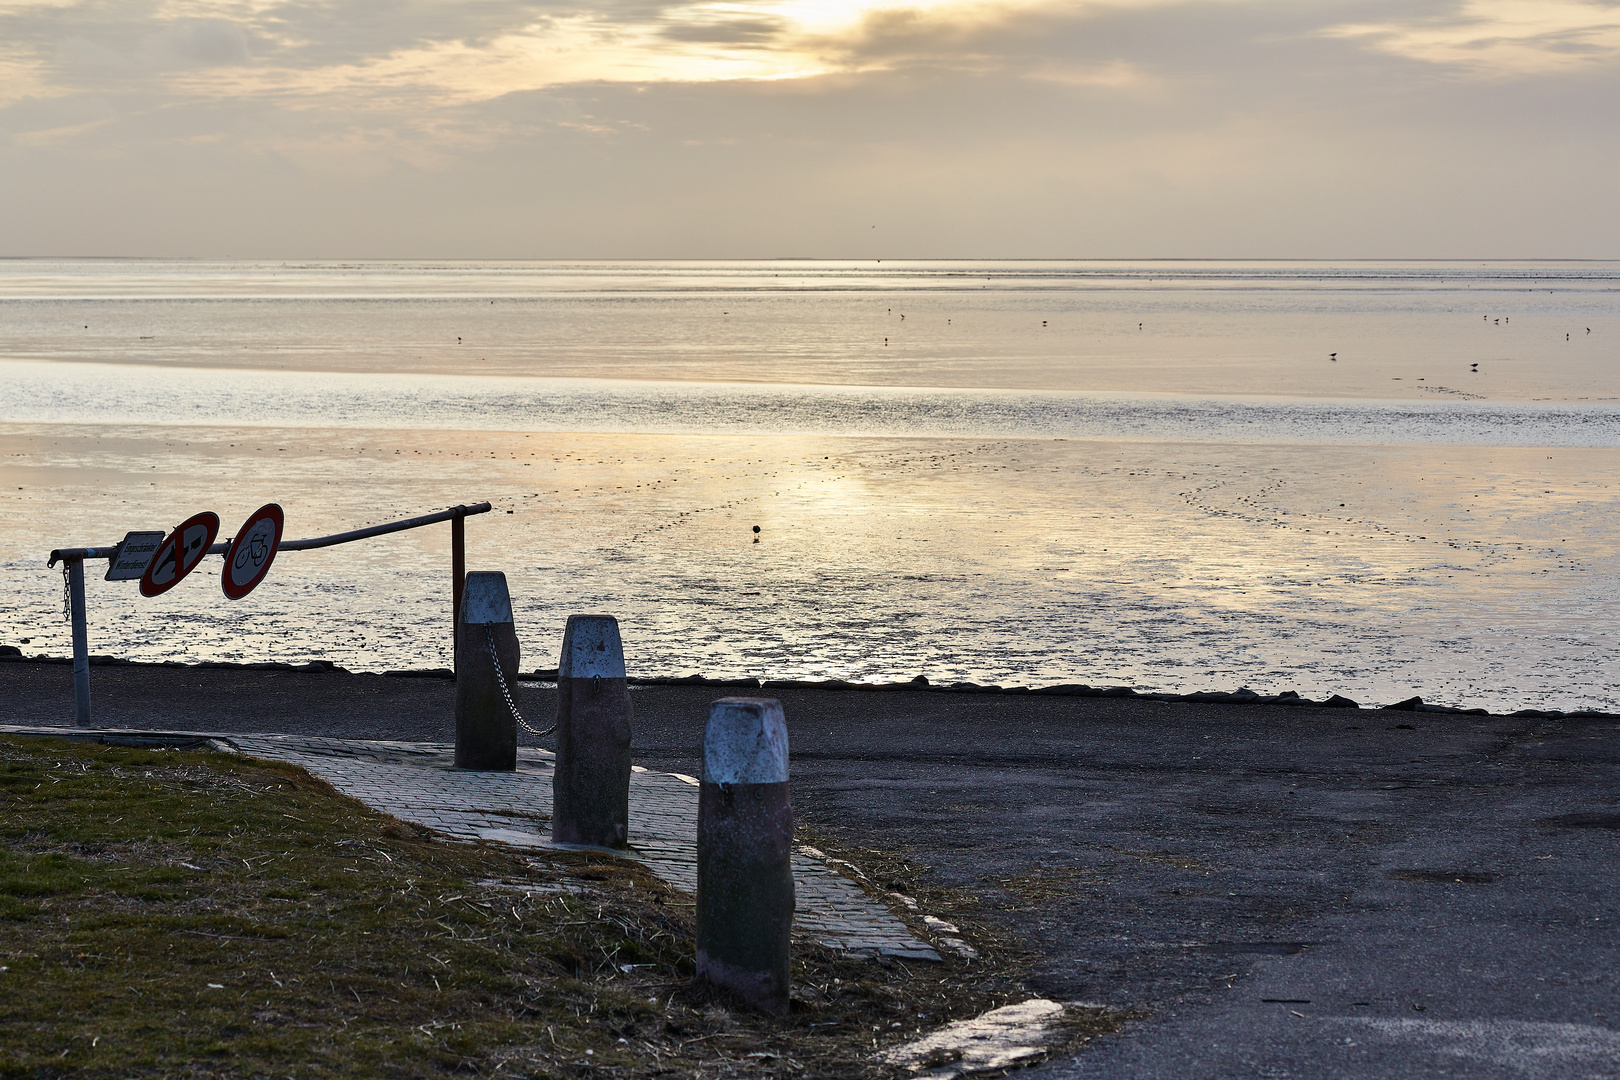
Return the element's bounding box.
[37,727,936,960]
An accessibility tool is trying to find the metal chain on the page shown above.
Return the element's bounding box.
[61,564,71,622]
[484,623,555,737]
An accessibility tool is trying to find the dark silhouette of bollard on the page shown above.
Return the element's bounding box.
[454,571,519,771]
[697,697,794,1015]
[551,615,632,848]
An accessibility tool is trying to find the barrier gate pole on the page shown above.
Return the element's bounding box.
[48,501,492,721]
[451,510,466,654]
[67,556,90,726]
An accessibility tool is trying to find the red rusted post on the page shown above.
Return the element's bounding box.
[697,697,794,1014]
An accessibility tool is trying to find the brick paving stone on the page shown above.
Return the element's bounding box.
[210,731,938,960]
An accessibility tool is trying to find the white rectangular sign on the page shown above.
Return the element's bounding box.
[105,531,166,581]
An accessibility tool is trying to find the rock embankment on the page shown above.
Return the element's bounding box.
[2,646,1613,720]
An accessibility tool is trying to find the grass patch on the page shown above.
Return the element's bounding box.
[0,736,1021,1078]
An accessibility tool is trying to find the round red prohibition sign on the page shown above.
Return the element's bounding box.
[222,503,285,600]
[139,512,221,598]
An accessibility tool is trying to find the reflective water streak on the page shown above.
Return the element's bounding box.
[3,362,1618,448]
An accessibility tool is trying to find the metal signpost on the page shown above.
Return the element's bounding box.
[47,501,491,726]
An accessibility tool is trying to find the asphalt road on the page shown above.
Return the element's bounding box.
[4,661,1617,1079]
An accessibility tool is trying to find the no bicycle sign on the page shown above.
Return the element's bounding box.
[222,503,284,600]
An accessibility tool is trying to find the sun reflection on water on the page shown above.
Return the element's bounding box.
[2,424,1615,715]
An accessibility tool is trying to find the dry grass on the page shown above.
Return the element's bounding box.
[0,736,1031,1078]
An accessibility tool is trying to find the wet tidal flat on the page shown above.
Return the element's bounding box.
[2,423,1617,714]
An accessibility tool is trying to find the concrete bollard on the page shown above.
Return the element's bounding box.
[551,615,632,848]
[454,571,520,771]
[697,697,794,1015]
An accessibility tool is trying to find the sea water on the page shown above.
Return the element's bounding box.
[2,260,1617,713]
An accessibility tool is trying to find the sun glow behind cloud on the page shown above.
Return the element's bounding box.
[2,0,1051,111]
[4,0,1620,257]
[188,0,1043,106]
[6,0,1618,116]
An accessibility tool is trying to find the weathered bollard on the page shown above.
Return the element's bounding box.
[454,571,519,771]
[551,615,632,848]
[697,697,794,1014]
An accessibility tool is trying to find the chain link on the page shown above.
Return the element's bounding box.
[484,623,555,738]
[61,564,71,622]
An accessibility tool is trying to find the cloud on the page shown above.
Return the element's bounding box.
[145,17,266,67]
[0,0,1247,110]
[1,0,1618,257]
[6,0,1612,127]
[1325,0,1620,75]
[660,16,789,44]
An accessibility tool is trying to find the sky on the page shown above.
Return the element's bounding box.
[1,0,1618,258]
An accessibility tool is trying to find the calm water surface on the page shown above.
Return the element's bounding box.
[2,260,1616,713]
